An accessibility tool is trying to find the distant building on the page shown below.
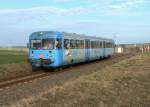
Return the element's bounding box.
[116,46,124,53]
[116,43,150,54]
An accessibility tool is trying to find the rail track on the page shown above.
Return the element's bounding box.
[0,53,136,90]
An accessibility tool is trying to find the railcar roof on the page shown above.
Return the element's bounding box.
[30,31,114,42]
[62,32,113,42]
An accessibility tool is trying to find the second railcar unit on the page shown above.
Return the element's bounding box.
[28,31,115,71]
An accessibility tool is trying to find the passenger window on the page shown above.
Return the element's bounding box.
[64,39,70,49]
[86,40,90,49]
[100,42,102,48]
[96,41,99,48]
[92,41,94,48]
[94,41,96,48]
[103,41,106,48]
[108,42,110,48]
[70,40,76,49]
[106,42,108,48]
[55,39,62,49]
[95,41,97,48]
[76,40,80,49]
[81,40,84,49]
[98,41,100,48]
[91,41,93,48]
[109,42,111,48]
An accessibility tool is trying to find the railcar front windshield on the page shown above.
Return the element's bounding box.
[30,39,54,50]
[42,39,54,50]
[31,40,42,49]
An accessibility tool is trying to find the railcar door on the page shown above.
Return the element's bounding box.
[54,37,63,67]
[85,39,90,60]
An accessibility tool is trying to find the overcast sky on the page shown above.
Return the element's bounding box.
[0,0,150,46]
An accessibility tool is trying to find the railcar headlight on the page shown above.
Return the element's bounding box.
[32,51,34,57]
[49,51,52,57]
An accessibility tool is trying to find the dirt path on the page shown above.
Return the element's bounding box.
[0,54,136,107]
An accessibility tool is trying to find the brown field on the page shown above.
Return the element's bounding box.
[12,53,150,107]
[0,63,32,81]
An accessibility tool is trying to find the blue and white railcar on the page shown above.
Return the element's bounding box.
[28,31,115,71]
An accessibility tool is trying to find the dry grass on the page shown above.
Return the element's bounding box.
[11,53,150,107]
[0,64,32,81]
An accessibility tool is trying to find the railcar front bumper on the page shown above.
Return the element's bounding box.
[31,59,53,67]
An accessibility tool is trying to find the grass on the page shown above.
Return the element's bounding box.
[0,50,27,64]
[12,53,150,107]
[0,50,30,80]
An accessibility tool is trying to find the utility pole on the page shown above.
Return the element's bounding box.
[113,33,117,53]
[113,33,117,45]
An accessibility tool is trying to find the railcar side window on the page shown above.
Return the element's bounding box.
[76,40,80,49]
[94,41,96,48]
[96,41,99,48]
[55,39,62,49]
[91,41,93,48]
[106,42,108,48]
[95,41,97,48]
[106,42,109,48]
[106,42,113,48]
[98,41,100,48]
[100,42,103,48]
[92,41,94,48]
[103,41,106,48]
[64,39,70,49]
[85,40,90,48]
[109,42,112,48]
[70,39,76,49]
[109,43,112,48]
[81,40,84,48]
[91,41,97,48]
